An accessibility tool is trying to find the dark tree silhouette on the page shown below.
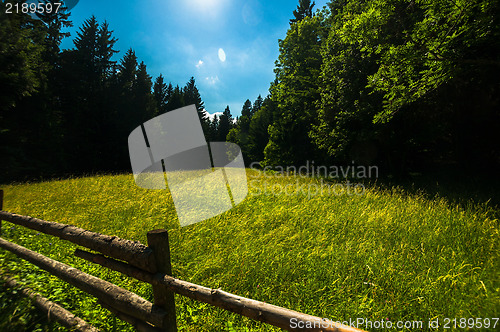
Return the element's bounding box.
[289,0,315,24]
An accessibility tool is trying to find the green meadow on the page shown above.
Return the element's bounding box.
[0,170,498,331]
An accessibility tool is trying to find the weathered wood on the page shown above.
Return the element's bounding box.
[99,301,166,332]
[0,211,155,272]
[147,230,177,331]
[75,248,153,282]
[1,275,99,332]
[74,249,365,332]
[0,237,167,327]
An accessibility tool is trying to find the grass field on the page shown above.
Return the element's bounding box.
[0,170,498,331]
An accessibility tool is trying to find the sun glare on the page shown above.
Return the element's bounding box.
[218,48,226,62]
[186,0,225,13]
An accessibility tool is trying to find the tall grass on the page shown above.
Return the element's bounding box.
[0,170,498,331]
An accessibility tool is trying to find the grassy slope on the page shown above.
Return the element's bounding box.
[0,170,498,331]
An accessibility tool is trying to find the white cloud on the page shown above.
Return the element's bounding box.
[203,110,223,121]
[205,75,220,85]
[196,60,204,68]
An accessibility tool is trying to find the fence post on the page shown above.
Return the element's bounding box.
[147,229,177,331]
[0,189,3,236]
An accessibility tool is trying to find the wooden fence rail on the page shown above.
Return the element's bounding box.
[0,190,365,332]
[1,275,99,332]
[0,210,156,272]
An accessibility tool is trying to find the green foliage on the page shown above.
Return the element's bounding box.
[135,61,156,120]
[36,0,73,62]
[57,16,122,172]
[251,95,263,117]
[218,106,234,141]
[247,97,276,162]
[153,74,169,115]
[73,16,118,85]
[230,0,499,173]
[290,0,316,24]
[264,14,327,166]
[167,85,185,111]
[311,0,388,162]
[0,1,59,182]
[227,100,254,164]
[208,114,219,142]
[308,0,500,170]
[0,1,46,111]
[363,0,500,122]
[184,77,211,137]
[118,48,138,92]
[0,173,498,330]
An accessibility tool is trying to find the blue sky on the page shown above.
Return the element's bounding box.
[60,0,329,117]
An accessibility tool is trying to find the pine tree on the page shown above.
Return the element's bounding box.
[73,16,99,86]
[218,106,233,141]
[184,77,210,135]
[96,21,119,80]
[135,61,156,123]
[118,48,138,91]
[241,99,252,118]
[167,85,184,111]
[165,83,173,110]
[37,0,73,65]
[252,95,263,117]
[289,0,315,24]
[209,114,219,141]
[266,13,325,166]
[227,99,254,162]
[248,96,277,162]
[116,48,138,133]
[64,16,119,171]
[153,74,168,114]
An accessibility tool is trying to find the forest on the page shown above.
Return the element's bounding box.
[1,0,499,183]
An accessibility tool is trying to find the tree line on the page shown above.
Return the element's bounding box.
[228,0,500,175]
[1,0,499,184]
[0,1,236,182]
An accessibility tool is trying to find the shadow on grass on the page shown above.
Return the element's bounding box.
[373,167,500,217]
[0,281,62,332]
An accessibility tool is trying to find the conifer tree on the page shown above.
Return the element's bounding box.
[118,48,138,91]
[135,61,155,122]
[252,95,263,117]
[289,0,315,24]
[64,16,118,171]
[153,74,168,114]
[209,114,219,141]
[184,77,210,135]
[168,85,185,111]
[218,106,233,141]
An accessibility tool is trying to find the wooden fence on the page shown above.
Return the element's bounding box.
[0,189,365,332]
